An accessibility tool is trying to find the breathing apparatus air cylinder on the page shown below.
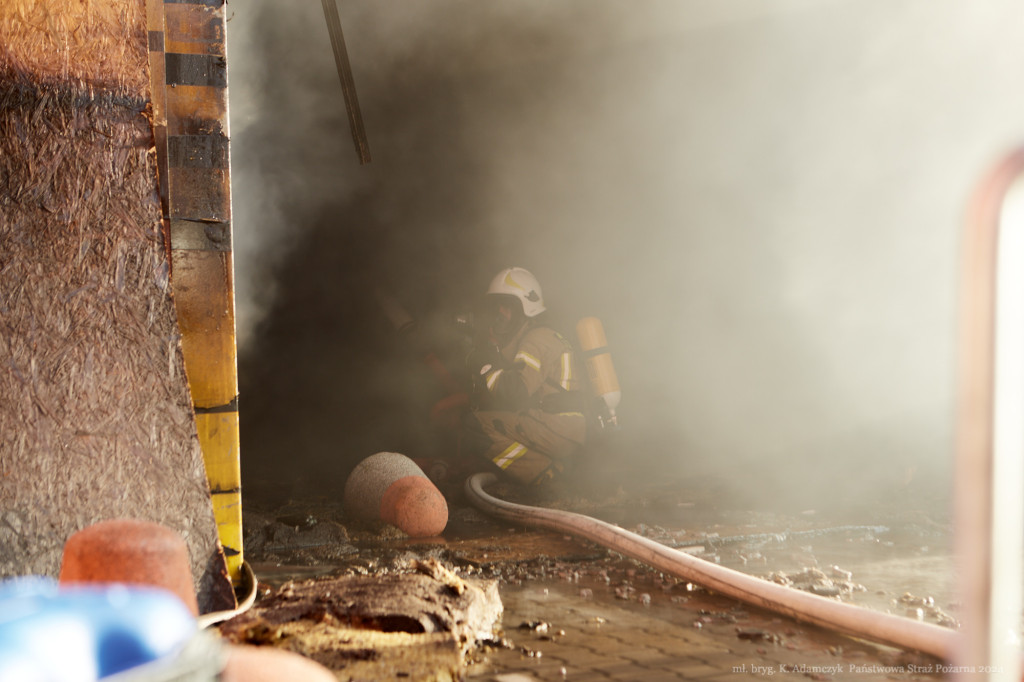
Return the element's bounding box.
[575,317,620,428]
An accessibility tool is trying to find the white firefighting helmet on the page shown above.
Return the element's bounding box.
[487,267,546,317]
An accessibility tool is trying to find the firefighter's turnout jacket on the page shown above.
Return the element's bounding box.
[468,320,586,485]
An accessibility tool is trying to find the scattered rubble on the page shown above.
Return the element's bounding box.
[767,566,868,599]
[897,592,959,628]
[218,558,502,680]
[230,482,957,679]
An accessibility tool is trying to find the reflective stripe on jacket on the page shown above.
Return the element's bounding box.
[482,324,583,416]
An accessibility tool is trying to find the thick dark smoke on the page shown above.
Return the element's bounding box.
[228,1,1024,509]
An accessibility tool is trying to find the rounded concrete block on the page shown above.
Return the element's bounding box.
[59,518,199,616]
[344,452,448,537]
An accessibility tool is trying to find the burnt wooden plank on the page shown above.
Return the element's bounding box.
[167,167,230,221]
[164,2,225,55]
[167,133,229,168]
[170,219,232,252]
[165,53,226,88]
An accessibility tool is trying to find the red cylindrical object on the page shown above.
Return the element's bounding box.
[379,475,449,537]
[59,518,199,616]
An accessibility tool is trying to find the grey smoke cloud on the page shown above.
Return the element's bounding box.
[227,1,1024,505]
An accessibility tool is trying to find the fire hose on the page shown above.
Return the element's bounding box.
[465,472,958,660]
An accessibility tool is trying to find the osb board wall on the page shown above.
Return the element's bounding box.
[0,0,149,96]
[0,0,234,611]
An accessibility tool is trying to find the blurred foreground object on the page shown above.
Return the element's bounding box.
[60,519,199,616]
[221,646,336,682]
[0,576,332,681]
[953,147,1024,682]
[343,452,449,537]
[0,577,211,681]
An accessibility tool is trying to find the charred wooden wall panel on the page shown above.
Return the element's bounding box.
[0,0,234,612]
[158,0,243,585]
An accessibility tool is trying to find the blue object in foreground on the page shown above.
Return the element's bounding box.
[0,577,197,681]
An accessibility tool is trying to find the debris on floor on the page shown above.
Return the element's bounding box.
[218,558,503,680]
[231,475,956,680]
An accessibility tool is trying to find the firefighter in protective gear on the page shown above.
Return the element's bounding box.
[462,267,587,485]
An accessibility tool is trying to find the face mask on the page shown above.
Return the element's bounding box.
[482,295,525,345]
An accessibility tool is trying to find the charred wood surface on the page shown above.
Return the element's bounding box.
[220,559,503,677]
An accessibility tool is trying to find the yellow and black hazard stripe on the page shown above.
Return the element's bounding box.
[148,0,243,586]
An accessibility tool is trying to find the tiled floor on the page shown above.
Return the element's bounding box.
[466,572,943,681]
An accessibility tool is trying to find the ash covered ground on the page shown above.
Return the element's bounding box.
[233,468,954,680]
